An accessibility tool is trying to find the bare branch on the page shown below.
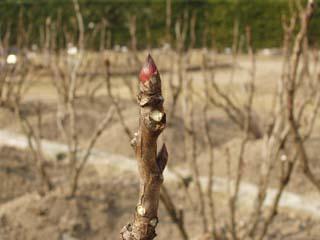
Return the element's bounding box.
[203,101,217,237]
[160,185,189,240]
[70,106,115,196]
[121,55,167,240]
[182,73,208,233]
[104,59,133,140]
[286,0,320,193]
[72,0,85,51]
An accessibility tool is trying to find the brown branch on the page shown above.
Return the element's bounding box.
[122,74,138,103]
[200,53,242,129]
[127,14,140,66]
[246,5,318,237]
[168,15,188,121]
[14,102,54,193]
[72,0,84,51]
[182,75,208,234]
[256,151,298,240]
[229,18,239,85]
[165,0,172,43]
[128,15,137,52]
[121,55,167,240]
[245,125,290,239]
[282,14,296,59]
[50,3,86,196]
[286,0,320,193]
[202,11,209,48]
[168,52,183,121]
[105,59,133,140]
[189,10,197,49]
[70,106,115,196]
[229,27,256,239]
[202,51,217,237]
[303,89,320,139]
[99,18,108,51]
[202,49,262,139]
[229,129,249,240]
[2,21,11,51]
[170,169,195,210]
[203,102,217,237]
[160,185,189,240]
[175,11,188,54]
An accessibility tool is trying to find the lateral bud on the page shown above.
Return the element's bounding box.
[144,110,166,133]
[156,144,168,173]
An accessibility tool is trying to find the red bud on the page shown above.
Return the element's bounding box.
[139,54,158,84]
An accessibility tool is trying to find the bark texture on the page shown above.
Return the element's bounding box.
[121,54,167,240]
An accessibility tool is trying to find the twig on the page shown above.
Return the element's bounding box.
[256,151,298,240]
[70,106,115,196]
[229,26,256,240]
[121,55,167,240]
[286,0,320,193]
[104,59,133,140]
[160,185,189,240]
[182,75,208,233]
[202,49,217,237]
[203,101,217,237]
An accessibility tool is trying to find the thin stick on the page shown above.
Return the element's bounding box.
[160,185,189,240]
[70,106,115,196]
[286,0,320,193]
[104,59,133,140]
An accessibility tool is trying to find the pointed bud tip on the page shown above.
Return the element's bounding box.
[147,53,154,64]
[139,54,158,83]
[157,143,168,173]
[161,144,168,155]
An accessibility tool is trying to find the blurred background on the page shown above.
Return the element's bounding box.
[0,0,320,240]
[1,0,320,50]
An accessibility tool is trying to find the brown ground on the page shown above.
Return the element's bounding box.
[0,147,320,240]
[1,52,320,239]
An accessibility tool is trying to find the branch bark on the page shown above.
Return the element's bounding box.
[121,55,167,240]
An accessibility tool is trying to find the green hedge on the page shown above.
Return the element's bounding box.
[0,0,319,50]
